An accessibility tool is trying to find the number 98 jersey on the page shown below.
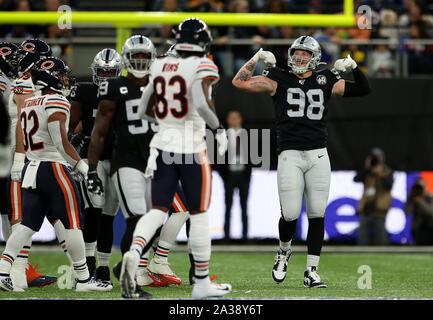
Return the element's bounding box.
[149,55,219,154]
[263,67,341,154]
[98,77,157,175]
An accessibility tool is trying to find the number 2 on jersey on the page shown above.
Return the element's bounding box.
[20,110,44,151]
[287,88,324,120]
[154,75,188,119]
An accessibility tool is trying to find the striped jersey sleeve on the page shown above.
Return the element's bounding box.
[44,94,71,117]
[195,57,220,83]
[11,76,35,95]
[0,76,8,97]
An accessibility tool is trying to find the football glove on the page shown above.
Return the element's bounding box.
[10,152,25,182]
[86,170,104,196]
[251,48,276,68]
[215,128,228,156]
[333,54,357,72]
[68,159,88,182]
[70,132,88,155]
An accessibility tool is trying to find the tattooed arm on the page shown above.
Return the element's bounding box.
[232,59,278,96]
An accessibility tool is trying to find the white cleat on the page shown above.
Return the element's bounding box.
[120,252,138,298]
[10,262,28,289]
[75,277,113,292]
[136,272,169,287]
[0,275,24,292]
[272,249,292,284]
[192,278,232,299]
[304,267,327,288]
[148,259,182,285]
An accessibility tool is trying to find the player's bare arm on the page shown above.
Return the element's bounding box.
[87,99,115,168]
[232,48,278,95]
[192,78,220,130]
[69,100,83,134]
[331,54,371,97]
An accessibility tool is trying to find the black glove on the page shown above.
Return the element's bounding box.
[86,170,104,195]
[70,132,88,155]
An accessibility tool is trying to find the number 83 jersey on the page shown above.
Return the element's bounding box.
[263,67,341,154]
[98,77,157,175]
[148,55,219,154]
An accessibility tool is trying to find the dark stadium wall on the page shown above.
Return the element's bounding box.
[213,77,433,171]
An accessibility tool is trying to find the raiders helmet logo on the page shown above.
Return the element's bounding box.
[316,75,327,85]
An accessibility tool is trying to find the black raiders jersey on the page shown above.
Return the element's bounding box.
[97,76,157,175]
[263,67,341,153]
[70,82,114,160]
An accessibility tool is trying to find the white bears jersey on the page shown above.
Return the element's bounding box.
[0,71,12,101]
[20,94,70,165]
[8,74,39,153]
[148,55,219,154]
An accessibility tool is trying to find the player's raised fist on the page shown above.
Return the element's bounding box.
[333,54,357,72]
[252,48,276,67]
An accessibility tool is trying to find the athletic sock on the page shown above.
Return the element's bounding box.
[85,241,96,258]
[52,219,73,265]
[11,223,32,271]
[153,240,171,263]
[0,224,34,275]
[97,251,111,268]
[137,250,150,276]
[159,211,189,248]
[97,213,114,254]
[306,218,325,270]
[65,229,89,281]
[189,212,211,282]
[130,209,167,253]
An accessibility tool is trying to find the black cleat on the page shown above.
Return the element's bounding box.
[112,261,121,281]
[86,256,96,278]
[304,267,327,288]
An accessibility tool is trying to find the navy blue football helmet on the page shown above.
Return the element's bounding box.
[0,42,19,79]
[31,57,72,96]
[17,39,52,77]
[173,18,212,53]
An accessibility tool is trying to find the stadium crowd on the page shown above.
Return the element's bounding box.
[1,0,433,76]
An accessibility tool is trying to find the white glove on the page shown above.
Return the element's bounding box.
[215,128,228,156]
[333,54,357,72]
[251,48,276,68]
[0,144,12,178]
[10,152,25,182]
[69,159,88,182]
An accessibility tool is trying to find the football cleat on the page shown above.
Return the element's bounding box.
[86,256,96,278]
[304,267,327,288]
[0,275,24,292]
[136,271,169,287]
[272,249,292,284]
[122,284,153,299]
[75,277,112,292]
[192,278,232,299]
[94,266,113,291]
[26,263,57,287]
[120,252,138,298]
[148,259,182,285]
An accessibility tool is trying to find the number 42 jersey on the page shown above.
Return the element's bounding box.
[263,67,341,154]
[148,55,219,154]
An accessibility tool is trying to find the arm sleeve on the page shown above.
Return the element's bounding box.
[191,79,220,130]
[0,78,7,97]
[343,67,372,97]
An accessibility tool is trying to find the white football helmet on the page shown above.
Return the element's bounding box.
[287,36,322,74]
[90,48,123,85]
[121,35,156,78]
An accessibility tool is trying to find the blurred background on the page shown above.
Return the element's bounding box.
[1,0,433,247]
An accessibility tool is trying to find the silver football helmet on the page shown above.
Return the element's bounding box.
[90,48,123,85]
[121,35,156,78]
[287,36,322,74]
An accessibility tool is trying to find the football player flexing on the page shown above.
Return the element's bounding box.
[0,57,110,292]
[232,36,371,288]
[69,48,122,289]
[120,18,231,299]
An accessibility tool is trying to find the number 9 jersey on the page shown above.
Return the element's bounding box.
[148,55,219,154]
[263,67,341,154]
[98,77,157,175]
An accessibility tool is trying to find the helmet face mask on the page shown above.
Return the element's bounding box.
[173,17,212,53]
[121,35,156,78]
[91,48,122,85]
[287,36,321,74]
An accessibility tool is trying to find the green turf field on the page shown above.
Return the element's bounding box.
[0,246,432,300]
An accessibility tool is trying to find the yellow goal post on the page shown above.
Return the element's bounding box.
[0,0,355,53]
